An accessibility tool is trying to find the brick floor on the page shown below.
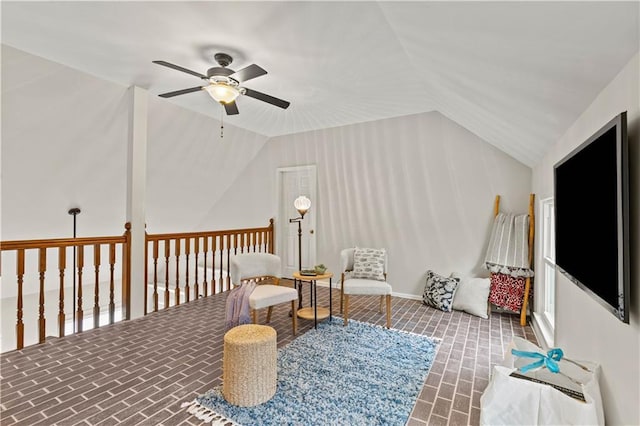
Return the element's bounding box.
[1,280,537,425]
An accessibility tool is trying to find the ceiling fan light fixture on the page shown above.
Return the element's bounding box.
[204,83,240,104]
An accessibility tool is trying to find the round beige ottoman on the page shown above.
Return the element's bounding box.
[222,324,277,407]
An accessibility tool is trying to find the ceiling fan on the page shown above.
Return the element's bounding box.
[153,53,290,115]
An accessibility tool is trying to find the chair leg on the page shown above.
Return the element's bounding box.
[386,295,391,329]
[343,295,349,326]
[340,273,344,313]
[291,300,297,336]
[266,306,273,323]
[252,309,258,324]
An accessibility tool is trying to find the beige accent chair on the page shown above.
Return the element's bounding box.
[230,253,297,335]
[340,248,392,328]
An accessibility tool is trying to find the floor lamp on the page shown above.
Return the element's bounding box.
[289,196,311,272]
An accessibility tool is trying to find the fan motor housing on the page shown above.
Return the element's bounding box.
[207,67,234,78]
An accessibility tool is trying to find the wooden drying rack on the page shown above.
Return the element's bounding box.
[493,194,535,326]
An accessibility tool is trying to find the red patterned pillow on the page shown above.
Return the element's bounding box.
[489,273,526,312]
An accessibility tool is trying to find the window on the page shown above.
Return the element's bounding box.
[536,197,556,346]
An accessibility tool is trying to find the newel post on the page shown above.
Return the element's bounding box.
[269,218,275,254]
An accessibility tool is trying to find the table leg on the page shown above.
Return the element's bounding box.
[313,279,317,329]
[297,278,303,310]
[329,277,332,321]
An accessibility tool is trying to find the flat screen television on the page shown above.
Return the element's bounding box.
[554,111,630,323]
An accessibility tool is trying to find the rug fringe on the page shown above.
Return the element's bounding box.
[181,400,240,425]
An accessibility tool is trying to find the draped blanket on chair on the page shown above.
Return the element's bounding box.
[484,213,534,278]
[484,212,533,312]
[224,281,256,330]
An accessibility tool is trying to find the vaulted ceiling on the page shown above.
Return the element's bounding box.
[2,1,638,167]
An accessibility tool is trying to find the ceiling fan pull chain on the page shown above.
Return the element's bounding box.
[220,106,224,139]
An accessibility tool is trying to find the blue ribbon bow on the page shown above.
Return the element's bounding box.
[511,348,564,374]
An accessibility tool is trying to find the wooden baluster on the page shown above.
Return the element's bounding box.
[93,244,101,329]
[174,238,181,305]
[220,234,230,292]
[259,231,264,253]
[218,234,229,292]
[211,235,217,295]
[16,249,25,350]
[253,231,258,252]
[184,237,191,303]
[194,237,199,299]
[109,243,116,324]
[234,233,240,255]
[202,236,208,297]
[38,248,46,344]
[224,237,229,290]
[240,232,245,253]
[58,247,66,337]
[232,234,238,283]
[164,239,170,309]
[76,245,84,333]
[152,240,159,312]
[226,235,232,291]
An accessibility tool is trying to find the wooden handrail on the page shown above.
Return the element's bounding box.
[145,224,274,241]
[1,235,126,250]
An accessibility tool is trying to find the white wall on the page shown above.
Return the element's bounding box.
[532,53,640,425]
[199,111,532,296]
[146,97,268,233]
[1,45,129,241]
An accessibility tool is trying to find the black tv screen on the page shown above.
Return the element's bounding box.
[554,111,629,323]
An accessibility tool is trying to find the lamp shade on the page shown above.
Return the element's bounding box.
[294,196,311,216]
[204,83,240,104]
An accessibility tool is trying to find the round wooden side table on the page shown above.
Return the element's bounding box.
[292,271,333,328]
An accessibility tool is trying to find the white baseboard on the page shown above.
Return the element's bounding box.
[391,292,422,301]
[531,312,555,348]
[315,280,422,300]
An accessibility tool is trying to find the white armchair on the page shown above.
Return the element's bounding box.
[230,253,298,335]
[340,248,392,328]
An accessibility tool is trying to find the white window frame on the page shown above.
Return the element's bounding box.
[535,197,556,346]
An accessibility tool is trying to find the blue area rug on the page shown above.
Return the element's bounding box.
[183,318,439,425]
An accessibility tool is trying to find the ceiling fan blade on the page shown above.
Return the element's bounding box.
[158,86,204,98]
[153,60,208,79]
[229,64,267,83]
[224,101,239,115]
[243,88,290,109]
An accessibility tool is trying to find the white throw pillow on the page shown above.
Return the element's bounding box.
[351,247,386,281]
[450,272,490,319]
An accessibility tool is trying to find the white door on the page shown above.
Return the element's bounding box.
[277,165,317,277]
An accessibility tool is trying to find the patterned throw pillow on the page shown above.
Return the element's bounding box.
[423,270,459,312]
[351,247,386,281]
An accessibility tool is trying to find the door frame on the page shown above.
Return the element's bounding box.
[275,164,317,277]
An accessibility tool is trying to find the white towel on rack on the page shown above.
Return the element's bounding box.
[484,213,534,278]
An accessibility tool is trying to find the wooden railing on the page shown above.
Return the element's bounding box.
[0,224,131,350]
[144,219,274,313]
